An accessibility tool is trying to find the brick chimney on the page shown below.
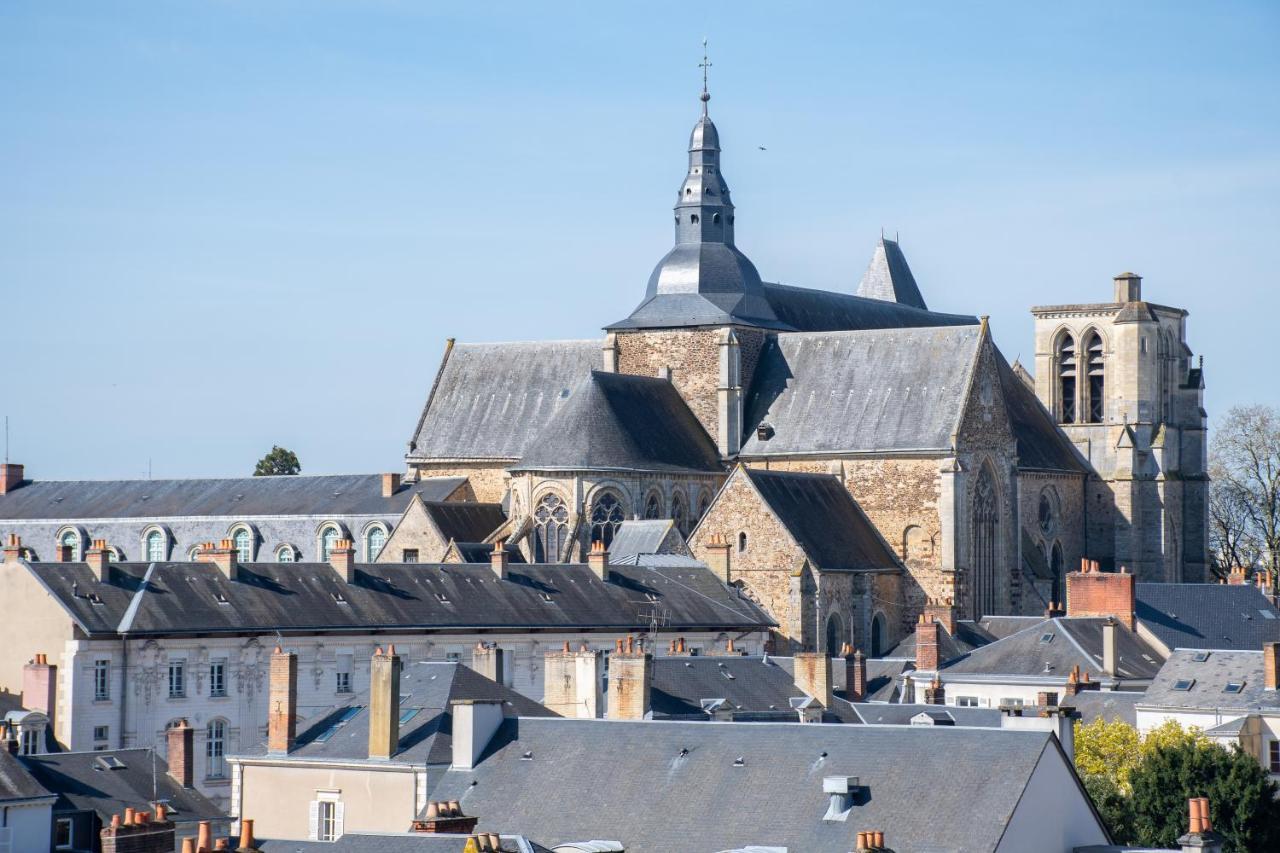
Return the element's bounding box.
[195,539,239,581]
[86,539,111,581]
[2,533,22,564]
[606,636,652,720]
[543,643,602,719]
[369,645,402,759]
[0,463,23,495]
[1113,271,1142,303]
[843,645,867,702]
[914,612,941,672]
[329,538,357,582]
[412,801,480,836]
[471,642,504,684]
[704,533,731,584]
[924,597,957,636]
[1227,565,1250,585]
[100,809,176,853]
[382,473,401,498]
[22,653,56,735]
[266,646,297,755]
[793,651,833,709]
[587,540,610,581]
[491,538,509,580]
[923,676,945,705]
[1177,797,1224,853]
[166,718,194,787]
[1066,560,1135,630]
[1265,642,1279,691]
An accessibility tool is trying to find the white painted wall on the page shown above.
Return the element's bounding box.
[996,743,1110,853]
[0,798,54,853]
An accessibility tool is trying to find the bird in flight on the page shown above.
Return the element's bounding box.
[758,145,767,151]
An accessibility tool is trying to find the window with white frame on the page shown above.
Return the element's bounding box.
[59,529,81,561]
[54,818,73,850]
[93,725,109,742]
[19,727,39,755]
[168,661,186,698]
[336,652,353,694]
[320,526,340,561]
[94,659,110,700]
[206,719,226,778]
[310,796,344,842]
[366,526,386,562]
[232,527,253,562]
[276,545,296,563]
[1000,697,1024,708]
[956,696,979,707]
[209,660,227,697]
[146,529,166,562]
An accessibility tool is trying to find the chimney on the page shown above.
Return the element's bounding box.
[924,597,956,636]
[923,676,945,705]
[1113,271,1143,303]
[914,613,941,672]
[166,719,194,787]
[844,645,867,702]
[2,533,22,564]
[22,653,56,733]
[491,538,509,580]
[1264,642,1279,691]
[587,540,610,581]
[86,539,111,580]
[855,830,892,852]
[1227,565,1249,585]
[543,643,602,718]
[606,636,652,720]
[471,642,504,684]
[1102,617,1118,677]
[369,645,402,760]
[1000,704,1077,761]
[100,809,176,853]
[267,646,297,755]
[382,473,401,498]
[704,533,731,584]
[450,699,505,770]
[412,801,480,836]
[1045,600,1065,618]
[195,539,239,581]
[329,538,357,582]
[235,818,262,853]
[0,463,23,494]
[1177,797,1223,853]
[1066,561,1135,630]
[793,651,833,709]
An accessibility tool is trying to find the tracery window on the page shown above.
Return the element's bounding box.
[533,494,570,563]
[643,492,662,520]
[589,492,624,549]
[671,490,689,537]
[1085,332,1105,424]
[1057,335,1077,424]
[695,489,712,523]
[970,467,999,620]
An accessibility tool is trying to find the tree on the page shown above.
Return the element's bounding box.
[253,446,301,477]
[1209,454,1263,578]
[1213,405,1280,586]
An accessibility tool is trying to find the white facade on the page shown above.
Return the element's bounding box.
[0,795,54,853]
[1135,704,1280,783]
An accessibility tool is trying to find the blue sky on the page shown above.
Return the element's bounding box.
[3,1,1277,480]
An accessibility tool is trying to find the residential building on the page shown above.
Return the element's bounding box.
[0,748,55,853]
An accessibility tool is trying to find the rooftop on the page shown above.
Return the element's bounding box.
[1135,582,1280,652]
[1141,649,1280,713]
[939,617,1163,684]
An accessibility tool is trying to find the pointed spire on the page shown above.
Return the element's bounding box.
[857,236,928,310]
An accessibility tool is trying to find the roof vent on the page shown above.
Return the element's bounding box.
[822,775,861,821]
[756,423,774,441]
[732,756,745,767]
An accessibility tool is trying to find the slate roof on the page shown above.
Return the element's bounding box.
[246,662,554,765]
[450,542,526,564]
[257,835,545,853]
[885,619,998,665]
[408,340,601,462]
[424,502,507,544]
[850,703,1001,728]
[22,559,773,637]
[21,748,223,823]
[1135,582,1280,652]
[0,748,52,802]
[940,617,1163,684]
[1140,649,1280,713]
[995,351,1089,473]
[605,520,686,562]
[856,237,927,310]
[857,659,907,703]
[650,656,858,723]
[740,469,899,572]
[0,474,466,521]
[1063,691,1141,726]
[426,718,1069,853]
[760,283,974,333]
[512,372,722,474]
[740,326,981,456]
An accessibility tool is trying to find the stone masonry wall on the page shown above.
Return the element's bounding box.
[409,463,506,503]
[616,329,722,438]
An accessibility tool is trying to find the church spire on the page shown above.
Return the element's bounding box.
[676,40,734,247]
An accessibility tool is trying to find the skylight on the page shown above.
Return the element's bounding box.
[399,709,420,725]
[93,755,126,771]
[1172,679,1195,691]
[1223,682,1245,694]
[1261,610,1276,620]
[313,706,364,743]
[1192,651,1210,662]
[1039,633,1055,644]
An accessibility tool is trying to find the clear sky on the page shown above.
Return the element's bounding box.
[3,1,1277,480]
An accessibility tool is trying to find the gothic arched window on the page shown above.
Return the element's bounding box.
[970,466,999,620]
[1057,335,1077,424]
[534,494,570,563]
[643,492,662,520]
[671,490,689,537]
[695,489,712,523]
[589,492,625,549]
[1085,331,1105,424]
[1050,542,1064,605]
[824,612,845,657]
[870,613,886,657]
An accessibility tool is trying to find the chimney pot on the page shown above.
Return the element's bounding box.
[491,538,510,580]
[197,821,212,853]
[182,839,196,853]
[195,538,239,580]
[124,808,135,826]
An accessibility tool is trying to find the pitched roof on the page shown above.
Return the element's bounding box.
[257,835,545,852]
[740,469,898,572]
[1135,582,1280,652]
[605,520,687,562]
[425,718,1069,853]
[408,340,600,462]
[995,351,1089,473]
[940,617,1163,683]
[740,326,982,456]
[0,474,465,521]
[248,662,554,765]
[850,703,1001,728]
[855,238,927,310]
[1141,649,1280,713]
[760,282,974,332]
[650,656,858,723]
[884,619,997,665]
[513,372,721,474]
[448,542,526,564]
[23,559,773,637]
[0,749,52,803]
[1062,690,1141,726]
[21,748,223,824]
[423,502,507,544]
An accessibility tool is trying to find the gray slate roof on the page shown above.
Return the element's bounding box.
[650,656,858,723]
[258,835,544,853]
[1135,582,1280,652]
[995,352,1089,473]
[248,662,554,765]
[513,372,721,474]
[1140,649,1280,712]
[23,559,773,637]
[741,469,899,571]
[1063,691,1141,726]
[850,703,1001,728]
[0,474,465,521]
[605,520,686,562]
[21,748,223,823]
[856,237,927,310]
[0,748,52,803]
[427,718,1064,853]
[940,617,1163,683]
[740,326,981,456]
[408,341,601,462]
[424,502,507,544]
[885,619,998,665]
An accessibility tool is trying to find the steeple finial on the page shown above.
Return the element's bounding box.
[699,38,712,113]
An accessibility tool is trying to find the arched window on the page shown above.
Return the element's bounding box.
[1085,331,1104,424]
[970,466,999,619]
[1057,335,1077,424]
[320,526,341,561]
[712,213,721,224]
[1050,542,1064,605]
[534,494,570,563]
[870,613,886,657]
[205,719,226,779]
[589,492,625,549]
[187,547,201,562]
[276,545,296,563]
[643,492,662,520]
[231,527,252,563]
[365,526,386,562]
[107,548,121,563]
[824,612,845,657]
[145,530,166,562]
[690,214,700,224]
[59,529,81,561]
[738,532,747,553]
[695,489,712,523]
[671,490,689,537]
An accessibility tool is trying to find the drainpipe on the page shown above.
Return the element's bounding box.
[118,636,129,748]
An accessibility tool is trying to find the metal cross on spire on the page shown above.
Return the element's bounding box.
[699,38,712,112]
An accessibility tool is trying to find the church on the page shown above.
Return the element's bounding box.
[401,80,1208,656]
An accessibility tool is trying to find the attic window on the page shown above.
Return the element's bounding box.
[733,756,745,767]
[690,214,699,224]
[435,593,450,603]
[215,593,230,606]
[1261,610,1276,620]
[540,592,554,602]
[1039,633,1055,644]
[1172,679,1195,691]
[399,709,420,725]
[94,755,126,771]
[331,592,348,604]
[1223,682,1245,694]
[1193,651,1211,662]
[314,706,364,743]
[756,423,774,441]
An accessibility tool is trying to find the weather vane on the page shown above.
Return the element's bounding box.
[699,38,712,107]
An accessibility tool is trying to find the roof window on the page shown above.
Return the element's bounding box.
[1172,678,1195,691]
[94,755,127,771]
[1192,651,1211,662]
[1039,633,1055,644]
[313,706,364,743]
[1223,681,1245,693]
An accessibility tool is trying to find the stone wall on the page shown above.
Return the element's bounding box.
[408,463,505,503]
[1019,471,1087,603]
[616,328,722,437]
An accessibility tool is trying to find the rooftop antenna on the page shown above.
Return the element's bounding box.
[699,38,712,113]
